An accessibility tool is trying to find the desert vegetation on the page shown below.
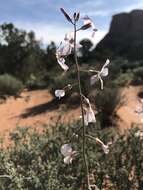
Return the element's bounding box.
[0,6,142,190]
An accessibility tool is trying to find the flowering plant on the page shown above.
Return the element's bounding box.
[55,8,111,189]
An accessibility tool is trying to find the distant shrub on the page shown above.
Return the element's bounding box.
[49,66,90,97]
[0,74,23,96]
[26,74,47,90]
[132,67,143,85]
[94,87,122,127]
[115,71,134,86]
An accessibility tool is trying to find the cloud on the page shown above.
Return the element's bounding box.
[78,0,104,9]
[122,0,143,12]
[82,10,111,17]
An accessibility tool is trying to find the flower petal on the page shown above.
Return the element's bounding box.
[90,74,98,85]
[102,144,109,154]
[64,155,73,164]
[57,58,69,71]
[56,42,72,57]
[101,68,108,77]
[61,144,72,157]
[84,107,96,126]
[102,59,110,69]
[55,89,65,99]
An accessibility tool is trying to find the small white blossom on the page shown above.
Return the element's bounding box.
[83,15,97,37]
[82,97,96,126]
[100,59,110,77]
[61,144,77,164]
[90,74,98,86]
[102,144,109,154]
[95,137,110,154]
[56,35,73,71]
[57,57,69,71]
[84,106,96,126]
[55,89,65,99]
[90,59,110,89]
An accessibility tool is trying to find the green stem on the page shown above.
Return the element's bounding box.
[0,175,12,179]
[73,21,90,189]
[85,134,97,141]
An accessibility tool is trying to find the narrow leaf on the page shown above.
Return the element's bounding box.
[60,8,73,24]
[75,12,80,21]
[73,12,76,20]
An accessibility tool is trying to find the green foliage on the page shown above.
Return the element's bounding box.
[25,74,47,90]
[0,23,56,91]
[114,71,134,86]
[132,66,143,85]
[0,124,142,189]
[49,65,90,97]
[0,74,23,96]
[94,87,122,127]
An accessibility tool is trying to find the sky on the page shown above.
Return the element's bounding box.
[0,0,143,47]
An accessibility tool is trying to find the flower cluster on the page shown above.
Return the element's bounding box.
[56,8,97,72]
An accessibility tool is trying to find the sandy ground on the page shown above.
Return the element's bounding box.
[0,85,143,142]
[117,85,143,131]
[0,89,80,138]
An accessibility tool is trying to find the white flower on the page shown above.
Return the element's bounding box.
[56,57,69,71]
[101,144,109,154]
[135,130,143,139]
[55,89,65,99]
[90,74,98,86]
[82,15,97,37]
[61,144,77,164]
[84,106,96,126]
[90,59,110,89]
[82,96,96,126]
[95,137,110,154]
[56,36,73,71]
[57,40,72,57]
[100,59,110,77]
[64,33,82,49]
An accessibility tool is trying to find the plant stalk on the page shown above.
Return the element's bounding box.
[73,21,90,189]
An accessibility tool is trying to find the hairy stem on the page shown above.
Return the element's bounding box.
[73,21,90,189]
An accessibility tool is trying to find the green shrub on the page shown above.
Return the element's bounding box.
[114,71,134,86]
[0,74,24,96]
[49,65,90,97]
[94,87,122,127]
[25,73,47,90]
[132,66,143,85]
[0,124,142,190]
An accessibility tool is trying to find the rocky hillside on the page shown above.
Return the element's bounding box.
[95,9,143,60]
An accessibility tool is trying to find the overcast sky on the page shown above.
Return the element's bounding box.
[0,0,143,46]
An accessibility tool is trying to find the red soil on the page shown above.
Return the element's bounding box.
[0,85,143,143]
